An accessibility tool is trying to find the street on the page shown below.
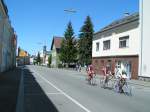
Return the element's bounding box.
[23,65,150,112]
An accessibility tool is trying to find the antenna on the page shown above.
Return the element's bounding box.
[124,12,130,17]
[64,8,77,13]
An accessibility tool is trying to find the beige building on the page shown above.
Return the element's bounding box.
[51,36,62,67]
[0,0,17,72]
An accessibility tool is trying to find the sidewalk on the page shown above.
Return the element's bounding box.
[0,68,22,112]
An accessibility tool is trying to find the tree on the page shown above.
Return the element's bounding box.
[59,21,77,66]
[78,16,94,65]
[36,52,41,65]
[48,54,52,67]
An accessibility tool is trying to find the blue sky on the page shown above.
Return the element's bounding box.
[5,0,139,55]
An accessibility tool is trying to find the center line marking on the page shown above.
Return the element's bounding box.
[33,70,91,112]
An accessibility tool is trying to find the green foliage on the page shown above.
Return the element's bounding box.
[48,54,52,67]
[59,21,77,65]
[78,16,94,65]
[36,52,41,65]
[58,64,63,68]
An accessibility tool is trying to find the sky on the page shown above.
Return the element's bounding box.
[5,0,139,55]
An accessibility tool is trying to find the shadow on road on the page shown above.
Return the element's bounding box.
[24,68,59,112]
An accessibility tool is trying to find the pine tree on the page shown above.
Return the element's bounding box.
[60,21,77,66]
[78,16,94,65]
[37,52,41,65]
[48,54,52,67]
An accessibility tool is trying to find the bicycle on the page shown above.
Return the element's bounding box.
[113,77,132,96]
[122,81,132,96]
[86,73,96,85]
[91,73,97,85]
[100,74,114,89]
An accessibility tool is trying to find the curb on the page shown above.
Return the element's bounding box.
[15,68,24,112]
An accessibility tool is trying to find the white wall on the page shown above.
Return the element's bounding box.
[92,28,140,57]
[140,0,150,77]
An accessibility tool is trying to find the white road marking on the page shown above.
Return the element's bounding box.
[25,92,62,96]
[47,92,62,95]
[33,70,91,112]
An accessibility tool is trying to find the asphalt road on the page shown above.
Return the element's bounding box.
[24,65,150,112]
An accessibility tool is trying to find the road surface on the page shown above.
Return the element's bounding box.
[23,65,150,112]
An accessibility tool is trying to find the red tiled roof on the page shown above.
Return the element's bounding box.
[51,36,63,50]
[54,37,62,48]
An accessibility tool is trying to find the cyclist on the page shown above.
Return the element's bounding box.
[87,64,95,83]
[114,68,128,93]
[101,66,112,88]
[119,71,128,93]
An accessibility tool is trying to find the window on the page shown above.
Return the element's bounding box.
[119,36,129,48]
[103,40,110,50]
[96,42,99,51]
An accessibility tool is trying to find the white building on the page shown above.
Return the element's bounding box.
[92,13,139,79]
[139,0,150,79]
[38,46,50,66]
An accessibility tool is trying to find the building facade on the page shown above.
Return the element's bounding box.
[39,46,50,66]
[139,0,150,80]
[51,36,62,67]
[17,48,30,66]
[92,13,140,79]
[0,0,17,73]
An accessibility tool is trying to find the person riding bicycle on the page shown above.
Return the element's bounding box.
[119,71,128,93]
[87,64,95,81]
[115,68,128,93]
[101,66,112,87]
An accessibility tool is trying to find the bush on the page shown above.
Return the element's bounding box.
[58,64,63,68]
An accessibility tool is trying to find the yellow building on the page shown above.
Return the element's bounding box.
[17,49,30,66]
[19,50,28,57]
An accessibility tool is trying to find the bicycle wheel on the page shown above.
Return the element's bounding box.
[92,76,97,85]
[100,79,106,88]
[113,81,120,93]
[123,82,132,96]
[107,80,114,89]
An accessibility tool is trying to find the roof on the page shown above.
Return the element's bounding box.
[95,12,139,35]
[51,36,63,50]
[1,0,8,15]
